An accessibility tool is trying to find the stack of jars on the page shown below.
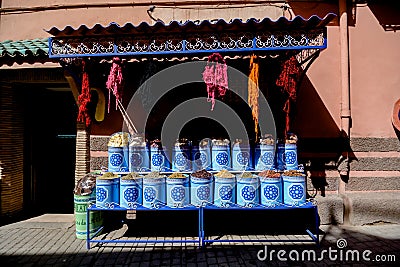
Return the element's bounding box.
[104,132,306,207]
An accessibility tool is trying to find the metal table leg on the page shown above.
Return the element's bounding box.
[86,207,90,249]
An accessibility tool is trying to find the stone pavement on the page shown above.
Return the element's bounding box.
[0,214,399,266]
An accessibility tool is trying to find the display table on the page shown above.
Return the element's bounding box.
[86,202,319,249]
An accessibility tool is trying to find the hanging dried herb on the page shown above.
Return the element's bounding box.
[202,53,229,110]
[276,55,300,136]
[248,55,259,141]
[77,59,91,127]
[106,57,124,113]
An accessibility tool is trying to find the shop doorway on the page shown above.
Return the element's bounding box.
[23,87,76,215]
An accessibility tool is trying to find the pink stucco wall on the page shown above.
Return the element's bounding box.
[0,0,150,39]
[348,6,400,138]
[305,6,400,138]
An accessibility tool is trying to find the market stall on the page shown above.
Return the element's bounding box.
[48,13,336,248]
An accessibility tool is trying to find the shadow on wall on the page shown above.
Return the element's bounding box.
[367,0,400,32]
[288,1,352,26]
[294,75,341,140]
[289,0,400,31]
[394,126,400,140]
[292,75,355,196]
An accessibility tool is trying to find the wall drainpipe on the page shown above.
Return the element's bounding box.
[339,0,352,225]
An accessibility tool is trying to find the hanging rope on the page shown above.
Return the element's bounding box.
[202,53,229,110]
[77,59,91,127]
[248,55,260,142]
[106,57,124,113]
[276,55,300,136]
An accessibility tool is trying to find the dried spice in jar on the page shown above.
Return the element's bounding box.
[108,132,129,147]
[150,139,162,148]
[191,169,212,178]
[121,172,141,180]
[212,138,230,146]
[285,133,298,144]
[238,172,254,178]
[144,171,165,178]
[168,172,187,178]
[174,138,189,148]
[98,172,119,179]
[283,170,305,177]
[259,134,275,145]
[129,134,147,147]
[199,139,210,148]
[258,170,280,178]
[215,169,235,178]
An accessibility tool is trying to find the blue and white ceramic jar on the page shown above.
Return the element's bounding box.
[232,140,252,171]
[166,174,190,208]
[211,139,231,171]
[108,132,130,172]
[190,170,214,207]
[236,174,259,207]
[284,143,298,170]
[129,136,150,172]
[191,139,212,171]
[142,173,166,209]
[96,175,120,208]
[282,173,306,206]
[119,175,142,209]
[254,144,275,171]
[214,172,236,207]
[172,140,191,172]
[150,144,170,172]
[259,174,283,207]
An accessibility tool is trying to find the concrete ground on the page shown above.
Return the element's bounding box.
[0,214,399,266]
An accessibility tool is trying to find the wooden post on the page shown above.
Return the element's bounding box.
[74,122,91,186]
[64,71,91,185]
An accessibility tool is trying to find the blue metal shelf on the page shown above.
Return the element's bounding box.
[88,203,198,211]
[86,201,319,249]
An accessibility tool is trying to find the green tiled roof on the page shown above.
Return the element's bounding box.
[0,38,51,66]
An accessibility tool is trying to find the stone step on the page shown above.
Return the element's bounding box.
[308,172,400,192]
[315,191,400,226]
[315,194,344,225]
[346,191,400,226]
